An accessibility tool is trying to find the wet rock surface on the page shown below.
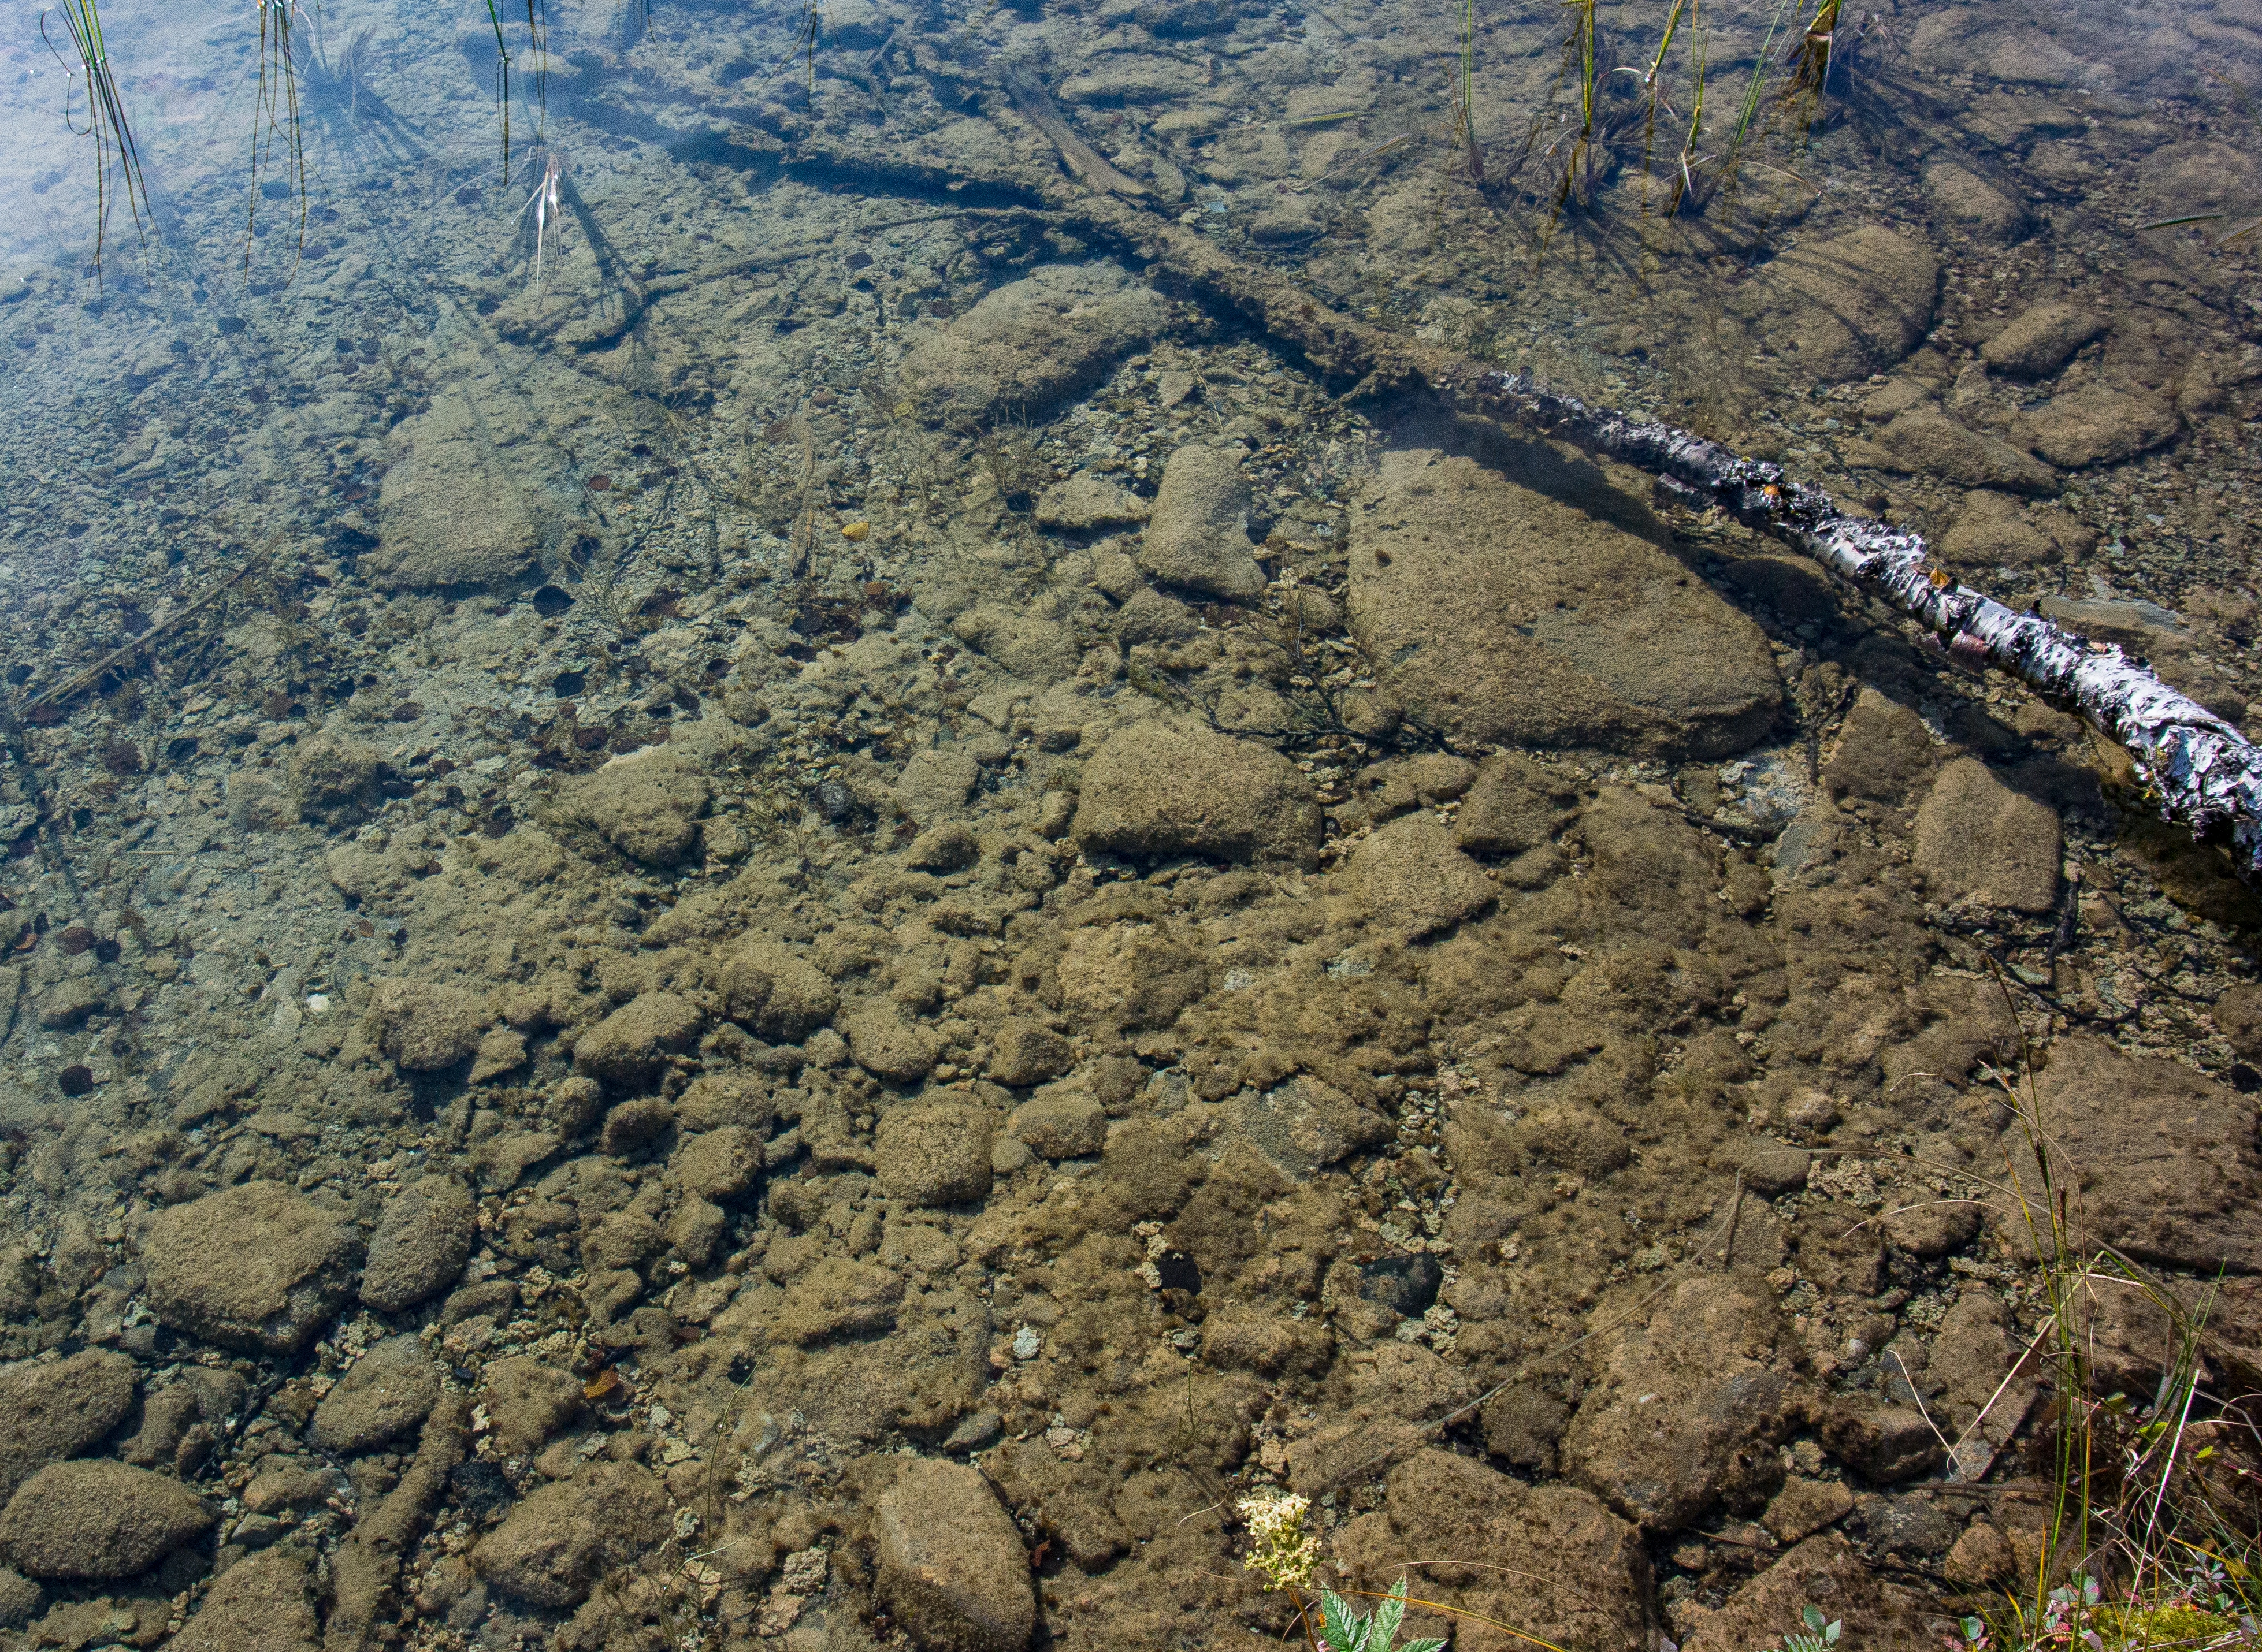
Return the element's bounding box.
[141,1183,360,1355]
[0,2,2257,1647]
[1348,448,1782,757]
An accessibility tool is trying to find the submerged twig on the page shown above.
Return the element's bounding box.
[22,564,253,715]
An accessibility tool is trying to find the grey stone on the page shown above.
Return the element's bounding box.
[309,1335,441,1454]
[1134,444,1265,600]
[142,1182,358,1355]
[362,1176,475,1312]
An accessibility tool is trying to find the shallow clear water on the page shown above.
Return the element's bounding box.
[1,0,2259,1643]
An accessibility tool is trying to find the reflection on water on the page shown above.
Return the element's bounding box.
[0,0,2259,1644]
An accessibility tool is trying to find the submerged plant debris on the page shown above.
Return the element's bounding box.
[0,0,2259,1647]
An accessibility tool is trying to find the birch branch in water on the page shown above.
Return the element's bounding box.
[1471,373,2262,877]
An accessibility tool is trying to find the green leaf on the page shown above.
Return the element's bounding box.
[1320,1587,1368,1652]
[1804,1607,1828,1634]
[1372,1578,1410,1652]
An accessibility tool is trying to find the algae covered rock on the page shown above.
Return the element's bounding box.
[875,1460,1034,1652]
[573,991,707,1087]
[1348,448,1780,758]
[142,1181,358,1355]
[899,262,1167,420]
[370,978,491,1072]
[719,939,838,1041]
[1072,717,1321,867]
[557,749,711,866]
[361,1175,475,1311]
[369,392,543,590]
[470,1461,668,1609]
[876,1100,993,1206]
[0,1460,214,1580]
[169,1549,321,1652]
[0,1350,138,1502]
[1134,444,1265,600]
[309,1334,441,1453]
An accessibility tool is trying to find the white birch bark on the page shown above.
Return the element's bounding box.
[1484,373,2262,876]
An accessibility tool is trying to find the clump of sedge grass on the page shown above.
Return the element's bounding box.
[1961,977,2262,1652]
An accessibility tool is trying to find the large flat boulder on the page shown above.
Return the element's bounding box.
[899,263,1167,421]
[1347,449,1780,758]
[142,1182,358,1355]
[1072,717,1321,866]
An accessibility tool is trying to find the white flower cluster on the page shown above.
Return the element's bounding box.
[1238,1489,1319,1593]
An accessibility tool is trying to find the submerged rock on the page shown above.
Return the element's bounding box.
[1911,757,2060,912]
[169,1549,321,1652]
[1072,717,1321,867]
[142,1182,358,1355]
[1348,449,1781,758]
[361,1175,475,1311]
[874,1460,1034,1652]
[2020,384,2178,468]
[900,262,1167,421]
[2012,1039,2262,1275]
[1733,225,1940,381]
[0,1461,213,1580]
[0,1350,138,1503]
[1982,300,2106,378]
[369,393,543,590]
[1134,444,1265,600]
